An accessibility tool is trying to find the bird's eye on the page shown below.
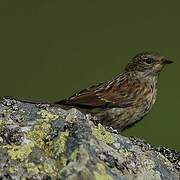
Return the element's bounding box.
[144,58,153,64]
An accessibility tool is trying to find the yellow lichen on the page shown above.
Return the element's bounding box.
[52,130,69,166]
[26,161,57,177]
[94,163,112,180]
[42,162,56,174]
[118,148,130,158]
[27,122,51,149]
[58,147,90,177]
[71,147,89,169]
[26,162,40,175]
[66,168,92,180]
[69,149,79,161]
[37,110,59,121]
[0,119,5,129]
[0,119,3,125]
[53,131,69,155]
[4,143,34,161]
[139,155,155,170]
[156,152,172,167]
[92,124,114,144]
[8,167,15,173]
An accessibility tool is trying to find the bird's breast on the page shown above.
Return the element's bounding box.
[139,81,158,114]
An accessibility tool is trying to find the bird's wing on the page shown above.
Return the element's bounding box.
[57,75,141,108]
[57,81,109,108]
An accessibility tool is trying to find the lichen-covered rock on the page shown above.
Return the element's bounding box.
[0,97,179,180]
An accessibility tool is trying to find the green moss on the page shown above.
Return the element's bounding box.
[94,163,112,180]
[3,143,34,161]
[92,124,114,144]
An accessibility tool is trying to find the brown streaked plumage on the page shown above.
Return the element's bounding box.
[56,52,173,131]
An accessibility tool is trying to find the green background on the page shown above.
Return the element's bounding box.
[0,1,179,150]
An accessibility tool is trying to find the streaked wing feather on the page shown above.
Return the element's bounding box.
[57,74,138,108]
[60,82,108,107]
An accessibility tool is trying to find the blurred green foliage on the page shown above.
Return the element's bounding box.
[0,0,179,150]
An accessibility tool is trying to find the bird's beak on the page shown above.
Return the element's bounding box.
[162,58,173,65]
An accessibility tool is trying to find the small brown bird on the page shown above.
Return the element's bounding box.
[56,52,173,131]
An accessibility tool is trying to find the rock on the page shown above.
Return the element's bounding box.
[0,97,179,180]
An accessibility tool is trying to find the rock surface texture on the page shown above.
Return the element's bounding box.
[0,97,179,180]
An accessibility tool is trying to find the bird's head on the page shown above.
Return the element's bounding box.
[125,52,173,76]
